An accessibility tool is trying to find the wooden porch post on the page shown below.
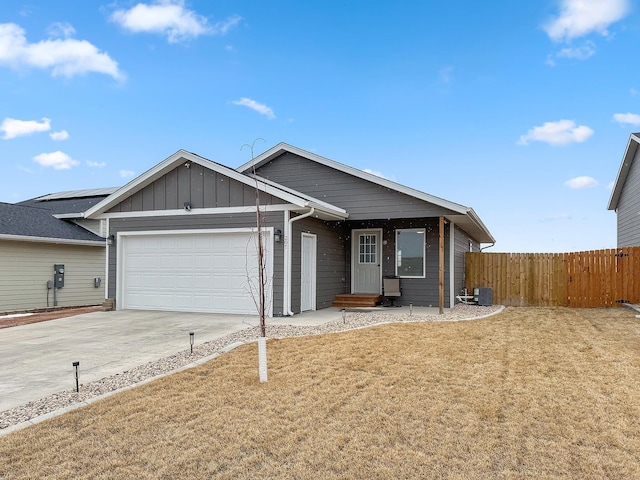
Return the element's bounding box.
[439,216,444,314]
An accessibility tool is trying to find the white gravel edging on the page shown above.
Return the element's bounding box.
[0,304,503,435]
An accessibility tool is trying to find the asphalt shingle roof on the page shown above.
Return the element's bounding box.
[0,203,104,242]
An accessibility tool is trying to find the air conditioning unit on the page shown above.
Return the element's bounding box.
[473,287,492,306]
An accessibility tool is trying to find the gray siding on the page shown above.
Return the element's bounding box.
[256,152,459,220]
[108,164,284,213]
[617,147,640,246]
[107,212,285,314]
[453,225,476,302]
[290,217,347,313]
[0,240,105,313]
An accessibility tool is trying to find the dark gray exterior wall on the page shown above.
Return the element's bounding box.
[255,152,459,220]
[345,218,452,307]
[108,163,284,213]
[617,147,640,246]
[107,212,285,314]
[289,217,347,313]
[453,224,477,302]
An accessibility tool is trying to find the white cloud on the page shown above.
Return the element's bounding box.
[120,169,135,178]
[50,130,69,141]
[46,22,75,39]
[517,119,594,146]
[544,0,631,42]
[111,1,240,43]
[565,176,598,189]
[33,151,79,170]
[546,42,596,65]
[86,160,106,168]
[0,117,51,139]
[613,112,640,126]
[0,23,124,80]
[231,97,276,119]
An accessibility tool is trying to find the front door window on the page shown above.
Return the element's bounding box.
[359,234,377,264]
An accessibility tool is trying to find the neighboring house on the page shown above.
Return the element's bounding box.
[85,143,494,316]
[0,189,113,313]
[608,133,640,247]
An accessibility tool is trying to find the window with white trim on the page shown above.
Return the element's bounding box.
[395,228,425,278]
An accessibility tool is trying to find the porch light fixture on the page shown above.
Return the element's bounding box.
[274,229,282,243]
[183,201,191,211]
[106,234,115,246]
[72,361,80,393]
[189,332,195,354]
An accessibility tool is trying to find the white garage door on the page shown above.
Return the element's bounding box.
[120,231,271,315]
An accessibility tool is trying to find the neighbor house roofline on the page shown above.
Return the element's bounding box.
[0,234,105,246]
[85,149,348,220]
[608,133,640,211]
[238,142,495,243]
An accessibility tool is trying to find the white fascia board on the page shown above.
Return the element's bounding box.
[239,143,469,215]
[85,149,312,219]
[0,234,105,247]
[53,213,83,219]
[608,133,640,211]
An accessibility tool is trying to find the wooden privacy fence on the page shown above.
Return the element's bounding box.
[465,247,640,308]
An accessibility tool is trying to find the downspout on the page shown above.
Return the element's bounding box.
[285,207,315,316]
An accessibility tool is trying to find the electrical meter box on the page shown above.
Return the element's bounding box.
[54,264,65,288]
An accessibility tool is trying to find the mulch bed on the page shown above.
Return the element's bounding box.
[0,306,103,329]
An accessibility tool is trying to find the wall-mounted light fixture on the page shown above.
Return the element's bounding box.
[274,229,282,242]
[183,201,191,211]
[106,234,115,245]
[184,161,191,168]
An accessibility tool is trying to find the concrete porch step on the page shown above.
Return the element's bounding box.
[332,294,382,308]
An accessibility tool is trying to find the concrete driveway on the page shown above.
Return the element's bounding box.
[0,310,267,412]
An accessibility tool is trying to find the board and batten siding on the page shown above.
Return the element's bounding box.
[107,212,285,314]
[617,146,640,247]
[108,163,285,213]
[290,217,347,313]
[255,152,460,220]
[0,240,105,313]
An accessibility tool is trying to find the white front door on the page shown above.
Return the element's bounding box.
[352,229,382,294]
[301,233,317,311]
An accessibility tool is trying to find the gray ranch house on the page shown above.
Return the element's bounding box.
[609,132,640,247]
[86,143,495,316]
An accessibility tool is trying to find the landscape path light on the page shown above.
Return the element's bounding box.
[72,361,80,393]
[190,332,195,354]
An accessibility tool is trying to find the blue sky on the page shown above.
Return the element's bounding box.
[0,0,638,252]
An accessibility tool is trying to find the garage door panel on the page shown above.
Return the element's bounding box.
[121,232,270,315]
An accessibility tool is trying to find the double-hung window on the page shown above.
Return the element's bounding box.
[395,228,425,278]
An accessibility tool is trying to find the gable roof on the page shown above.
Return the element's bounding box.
[0,202,105,245]
[608,133,640,211]
[237,143,495,243]
[85,150,348,220]
[18,188,118,216]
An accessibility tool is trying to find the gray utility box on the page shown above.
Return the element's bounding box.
[474,287,492,306]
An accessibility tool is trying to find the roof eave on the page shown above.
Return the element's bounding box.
[0,234,105,246]
[608,133,640,211]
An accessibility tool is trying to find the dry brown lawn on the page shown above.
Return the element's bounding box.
[1,307,639,479]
